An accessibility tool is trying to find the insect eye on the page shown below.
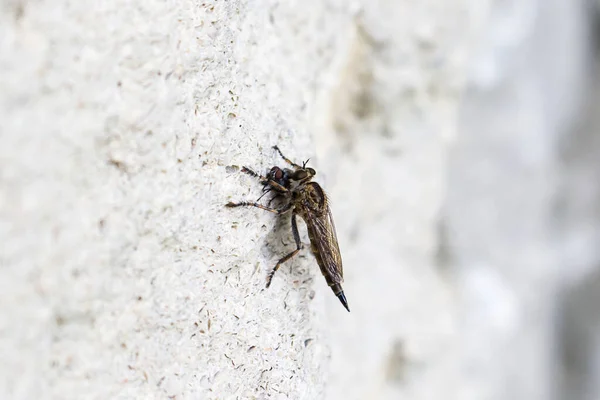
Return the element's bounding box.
[307,168,316,176]
[269,167,282,179]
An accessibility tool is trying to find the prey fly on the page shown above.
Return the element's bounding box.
[226,146,349,312]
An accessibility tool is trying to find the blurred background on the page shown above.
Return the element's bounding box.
[1,0,600,399]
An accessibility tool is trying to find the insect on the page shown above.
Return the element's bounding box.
[226,146,349,312]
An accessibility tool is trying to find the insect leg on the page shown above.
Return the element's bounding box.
[225,201,292,215]
[255,188,272,203]
[272,146,301,169]
[266,193,282,208]
[240,166,262,179]
[266,212,302,288]
[240,166,289,192]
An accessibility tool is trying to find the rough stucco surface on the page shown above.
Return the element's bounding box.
[0,1,481,398]
[4,0,599,399]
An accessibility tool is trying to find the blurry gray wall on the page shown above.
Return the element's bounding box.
[1,0,600,399]
[447,0,600,399]
[555,5,600,400]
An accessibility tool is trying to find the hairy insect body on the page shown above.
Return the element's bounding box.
[226,146,349,312]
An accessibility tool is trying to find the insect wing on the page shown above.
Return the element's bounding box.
[304,206,343,284]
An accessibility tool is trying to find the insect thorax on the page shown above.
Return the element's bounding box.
[296,182,326,213]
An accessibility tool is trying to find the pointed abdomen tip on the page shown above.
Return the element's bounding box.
[337,291,350,312]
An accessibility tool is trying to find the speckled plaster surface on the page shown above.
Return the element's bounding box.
[1,0,482,399]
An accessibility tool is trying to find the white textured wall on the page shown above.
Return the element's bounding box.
[2,0,599,399]
[0,1,480,398]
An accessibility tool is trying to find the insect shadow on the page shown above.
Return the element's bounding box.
[260,196,311,287]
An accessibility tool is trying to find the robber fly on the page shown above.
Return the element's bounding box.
[226,146,349,312]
